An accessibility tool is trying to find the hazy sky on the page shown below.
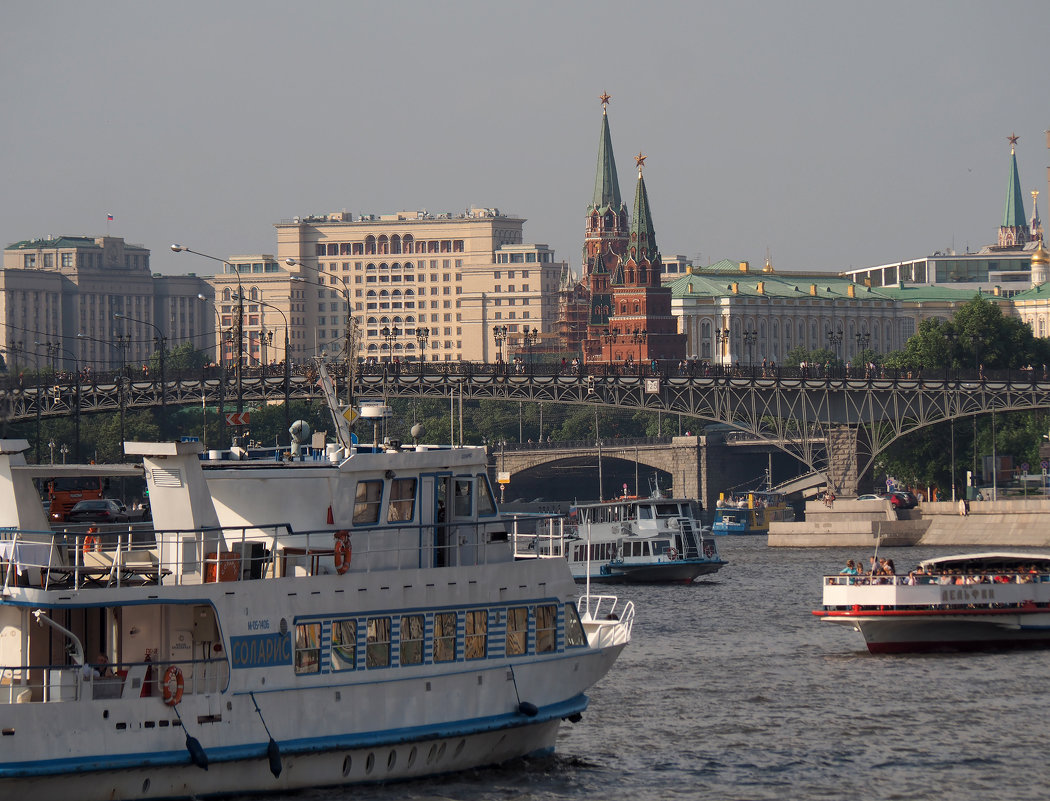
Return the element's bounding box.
[3,1,1049,278]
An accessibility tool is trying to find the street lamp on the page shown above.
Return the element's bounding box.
[198,293,227,447]
[38,341,81,461]
[380,325,401,362]
[715,327,731,367]
[416,326,431,368]
[826,327,843,361]
[114,312,166,416]
[233,291,291,436]
[742,330,757,368]
[173,244,244,417]
[522,327,539,368]
[492,325,508,366]
[288,258,358,407]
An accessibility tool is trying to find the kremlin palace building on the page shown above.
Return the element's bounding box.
[3,111,1050,375]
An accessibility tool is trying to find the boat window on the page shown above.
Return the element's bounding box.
[655,504,679,517]
[536,605,557,653]
[506,607,528,656]
[476,474,497,516]
[465,610,487,659]
[366,617,391,667]
[453,479,473,518]
[638,506,653,520]
[652,540,670,556]
[433,612,457,662]
[387,478,416,522]
[294,623,321,674]
[400,615,424,665]
[564,604,586,647]
[331,619,357,671]
[354,480,384,524]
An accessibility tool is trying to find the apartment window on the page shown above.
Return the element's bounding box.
[23,255,36,268]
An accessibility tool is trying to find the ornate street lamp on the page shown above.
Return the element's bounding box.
[715,327,731,366]
[416,326,431,367]
[743,330,757,368]
[492,325,508,364]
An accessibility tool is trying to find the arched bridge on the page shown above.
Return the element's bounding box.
[2,363,1047,493]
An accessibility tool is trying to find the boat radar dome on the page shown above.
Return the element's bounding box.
[289,420,311,459]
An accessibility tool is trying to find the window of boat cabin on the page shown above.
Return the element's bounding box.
[652,539,671,556]
[354,480,384,524]
[433,612,457,662]
[387,478,416,522]
[506,606,529,656]
[294,623,322,674]
[453,479,473,518]
[564,604,587,647]
[637,505,653,520]
[331,619,357,671]
[400,614,424,665]
[476,474,497,516]
[535,604,557,653]
[366,617,391,667]
[655,503,680,518]
[465,609,487,659]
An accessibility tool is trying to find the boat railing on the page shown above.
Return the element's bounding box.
[0,656,228,705]
[824,572,1050,587]
[510,514,566,559]
[578,593,635,648]
[1,517,531,591]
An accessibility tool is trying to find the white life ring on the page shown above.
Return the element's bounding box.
[667,547,679,560]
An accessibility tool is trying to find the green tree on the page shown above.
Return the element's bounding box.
[151,342,208,373]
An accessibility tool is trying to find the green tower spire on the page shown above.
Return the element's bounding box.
[628,153,659,265]
[591,93,622,210]
[1003,134,1027,228]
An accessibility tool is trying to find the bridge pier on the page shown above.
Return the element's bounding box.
[826,425,861,495]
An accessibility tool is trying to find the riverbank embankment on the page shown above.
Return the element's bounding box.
[768,497,1050,547]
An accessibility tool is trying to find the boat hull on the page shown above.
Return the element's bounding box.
[816,608,1050,654]
[573,559,724,584]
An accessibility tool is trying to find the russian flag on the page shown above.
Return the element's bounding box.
[107,214,113,221]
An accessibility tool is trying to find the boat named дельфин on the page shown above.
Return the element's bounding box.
[813,552,1050,653]
[0,424,632,800]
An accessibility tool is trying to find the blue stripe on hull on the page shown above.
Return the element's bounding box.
[0,695,589,779]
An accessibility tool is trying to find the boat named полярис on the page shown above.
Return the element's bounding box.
[0,432,632,800]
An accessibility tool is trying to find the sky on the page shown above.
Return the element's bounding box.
[3,1,1049,278]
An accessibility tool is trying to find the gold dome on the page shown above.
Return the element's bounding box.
[1032,238,1049,266]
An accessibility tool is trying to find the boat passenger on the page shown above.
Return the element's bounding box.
[839,560,858,576]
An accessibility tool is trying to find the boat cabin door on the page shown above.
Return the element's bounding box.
[420,475,476,568]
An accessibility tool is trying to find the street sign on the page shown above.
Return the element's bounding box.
[225,412,250,426]
[497,471,510,484]
[342,406,359,424]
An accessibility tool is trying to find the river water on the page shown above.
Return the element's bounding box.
[276,539,1050,801]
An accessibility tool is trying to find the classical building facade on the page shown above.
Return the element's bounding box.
[1,235,212,372]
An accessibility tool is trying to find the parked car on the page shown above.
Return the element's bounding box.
[67,499,129,524]
[855,494,882,501]
[895,490,920,507]
[880,491,917,510]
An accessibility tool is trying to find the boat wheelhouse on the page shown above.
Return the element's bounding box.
[813,552,1050,653]
[0,435,632,800]
[711,490,792,535]
[517,494,724,584]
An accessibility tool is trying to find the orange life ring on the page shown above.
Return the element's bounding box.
[334,531,351,575]
[667,547,679,560]
[162,665,184,706]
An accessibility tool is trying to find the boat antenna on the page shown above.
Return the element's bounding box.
[871,522,882,574]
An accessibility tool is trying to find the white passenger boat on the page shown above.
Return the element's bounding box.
[0,431,632,800]
[814,552,1050,653]
[518,493,724,583]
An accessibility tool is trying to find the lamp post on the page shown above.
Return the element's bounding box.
[173,244,243,418]
[288,258,358,407]
[522,327,539,369]
[198,293,227,446]
[234,291,291,436]
[48,344,81,461]
[380,325,401,362]
[416,326,430,369]
[715,327,730,368]
[826,327,843,361]
[114,312,165,418]
[492,325,508,367]
[742,330,757,368]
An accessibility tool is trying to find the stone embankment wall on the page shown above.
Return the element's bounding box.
[768,498,1050,547]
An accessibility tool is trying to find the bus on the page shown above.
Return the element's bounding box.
[46,476,106,522]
